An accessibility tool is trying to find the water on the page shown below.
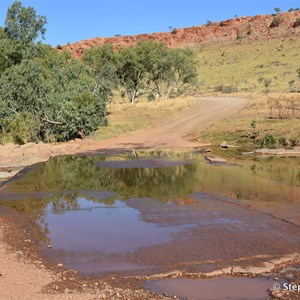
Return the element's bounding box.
[145,277,275,300]
[0,151,300,276]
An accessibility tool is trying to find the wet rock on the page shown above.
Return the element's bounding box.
[205,156,227,163]
[285,273,294,280]
[220,142,236,149]
[232,262,274,275]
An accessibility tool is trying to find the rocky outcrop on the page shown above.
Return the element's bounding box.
[61,11,300,58]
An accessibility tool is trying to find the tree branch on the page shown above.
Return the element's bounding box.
[41,116,63,125]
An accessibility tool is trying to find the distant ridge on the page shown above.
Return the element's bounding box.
[61,11,300,58]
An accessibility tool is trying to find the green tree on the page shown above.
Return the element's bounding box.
[5,0,46,45]
[117,46,145,102]
[136,41,171,99]
[0,50,108,142]
[167,48,198,96]
[274,7,281,14]
[83,44,119,101]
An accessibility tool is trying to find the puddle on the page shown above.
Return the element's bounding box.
[0,152,300,276]
[144,277,274,300]
[43,199,190,253]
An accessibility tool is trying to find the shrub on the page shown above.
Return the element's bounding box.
[270,17,281,28]
[171,28,178,34]
[206,20,213,26]
[8,112,38,144]
[261,133,276,148]
[236,32,243,41]
[147,92,155,101]
[214,85,237,93]
[289,137,298,147]
[219,21,226,27]
[294,18,300,27]
[278,137,288,148]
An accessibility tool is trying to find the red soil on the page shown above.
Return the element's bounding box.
[61,11,300,58]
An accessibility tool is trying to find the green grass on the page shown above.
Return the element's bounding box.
[195,37,300,93]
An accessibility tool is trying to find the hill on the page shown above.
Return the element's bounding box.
[61,11,300,58]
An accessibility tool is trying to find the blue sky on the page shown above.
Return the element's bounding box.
[0,1,299,46]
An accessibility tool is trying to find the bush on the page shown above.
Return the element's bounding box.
[289,137,298,147]
[278,137,288,148]
[261,133,276,148]
[270,17,281,28]
[214,85,238,93]
[171,28,178,34]
[8,112,38,144]
[236,32,243,41]
[294,18,300,27]
[219,21,226,27]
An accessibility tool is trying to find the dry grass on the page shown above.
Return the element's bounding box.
[93,96,197,141]
[195,37,300,93]
[198,93,300,148]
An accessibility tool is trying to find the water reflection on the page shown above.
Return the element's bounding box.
[0,151,300,274]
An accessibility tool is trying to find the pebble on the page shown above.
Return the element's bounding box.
[57,263,63,267]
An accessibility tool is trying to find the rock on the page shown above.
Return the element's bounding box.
[0,171,18,179]
[57,263,63,267]
[205,156,227,163]
[194,148,211,154]
[220,142,236,149]
[285,273,294,280]
[205,269,225,277]
[254,147,300,156]
[232,262,274,275]
[47,244,52,249]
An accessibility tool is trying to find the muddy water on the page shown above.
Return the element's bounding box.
[145,277,274,300]
[0,151,300,277]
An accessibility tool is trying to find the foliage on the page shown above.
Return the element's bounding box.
[214,85,237,93]
[82,41,199,102]
[278,137,288,148]
[289,136,298,147]
[260,133,276,148]
[117,45,145,102]
[0,1,109,143]
[168,48,198,96]
[294,18,300,27]
[83,44,119,101]
[274,7,281,14]
[5,0,46,54]
[270,16,281,28]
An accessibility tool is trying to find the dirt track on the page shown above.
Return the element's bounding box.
[83,96,247,150]
[0,97,247,173]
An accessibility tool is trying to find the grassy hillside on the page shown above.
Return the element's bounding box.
[196,37,300,93]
